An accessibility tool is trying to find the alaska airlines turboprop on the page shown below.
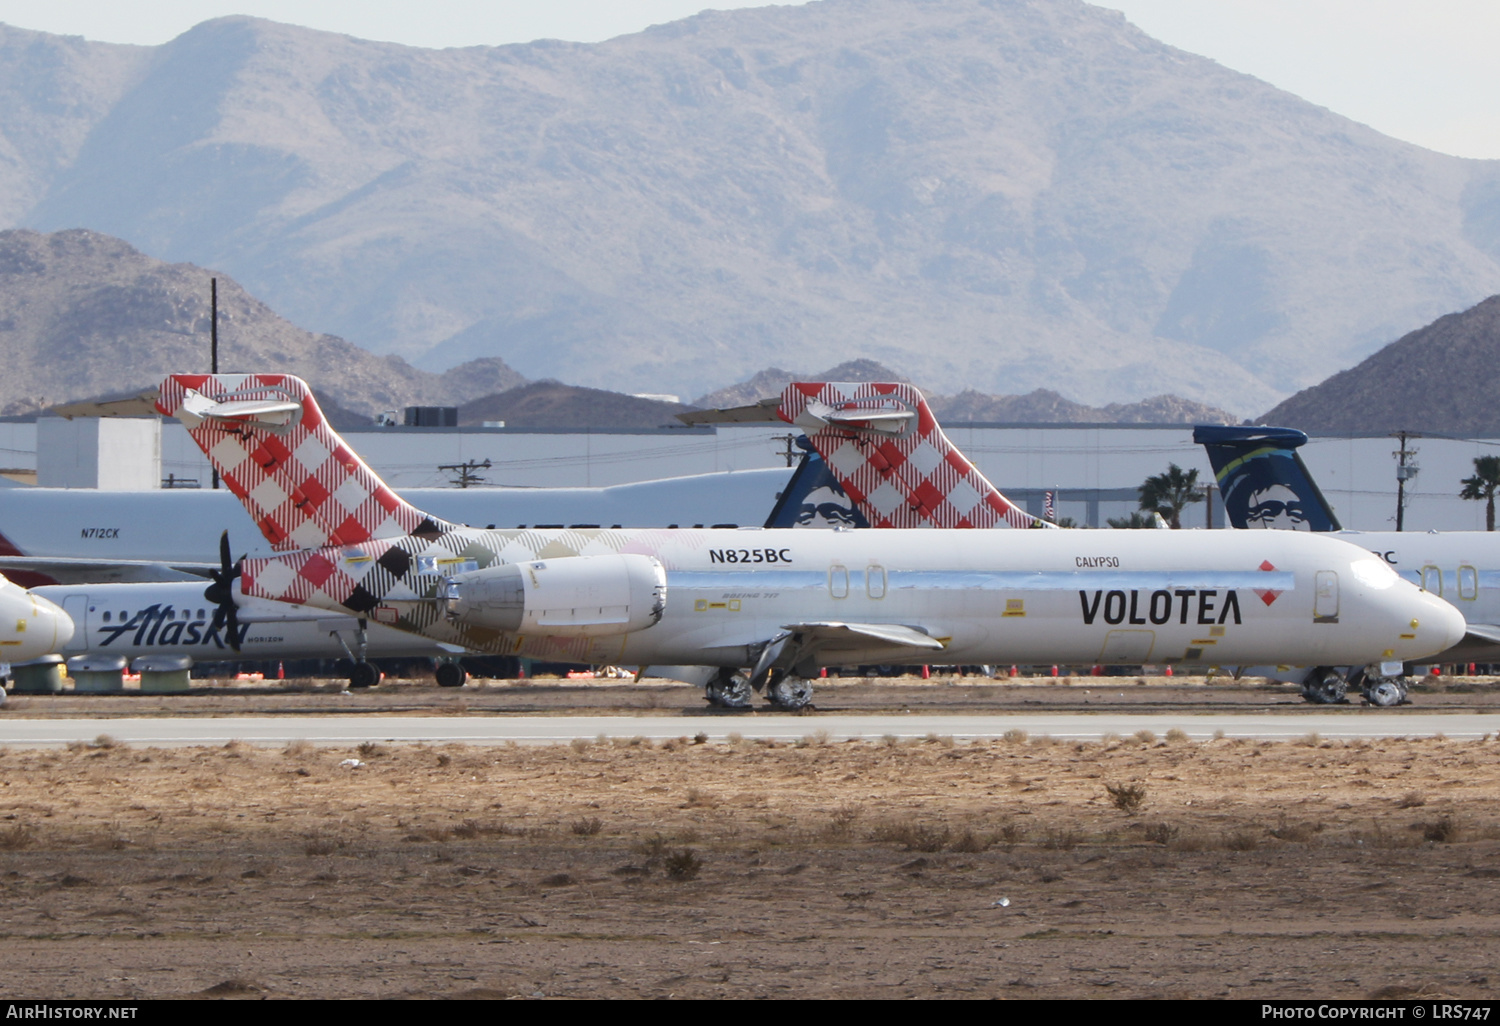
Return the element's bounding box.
[1197,424,1500,703]
[142,372,1461,709]
[32,578,455,681]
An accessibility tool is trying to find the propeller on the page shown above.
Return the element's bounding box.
[203,530,244,652]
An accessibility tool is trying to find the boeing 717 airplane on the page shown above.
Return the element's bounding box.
[137,372,1461,709]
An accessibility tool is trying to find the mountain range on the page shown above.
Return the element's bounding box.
[4,0,1499,415]
[0,228,522,416]
[1261,294,1500,436]
[0,226,1233,426]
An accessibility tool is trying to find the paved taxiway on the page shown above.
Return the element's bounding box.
[2,711,1497,746]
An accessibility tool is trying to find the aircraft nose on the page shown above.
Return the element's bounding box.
[0,584,72,663]
[34,593,75,655]
[1422,592,1467,656]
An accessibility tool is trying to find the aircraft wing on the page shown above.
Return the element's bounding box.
[1427,622,1500,663]
[750,620,947,684]
[0,557,215,585]
[781,621,946,652]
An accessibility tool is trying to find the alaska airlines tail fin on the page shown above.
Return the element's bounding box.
[762,439,871,529]
[156,374,456,550]
[1193,425,1341,532]
[777,383,1052,529]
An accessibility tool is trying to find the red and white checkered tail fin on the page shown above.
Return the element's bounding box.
[156,374,456,551]
[777,382,1055,529]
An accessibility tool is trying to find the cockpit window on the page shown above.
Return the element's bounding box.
[1350,558,1397,590]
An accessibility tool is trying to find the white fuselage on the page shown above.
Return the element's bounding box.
[341,527,1463,671]
[33,582,447,663]
[1325,530,1500,627]
[0,470,791,569]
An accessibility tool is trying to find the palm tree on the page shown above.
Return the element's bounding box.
[1460,455,1500,531]
[1138,463,1202,529]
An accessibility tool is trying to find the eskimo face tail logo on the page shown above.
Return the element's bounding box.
[1194,427,1340,532]
[795,484,864,527]
[1245,485,1311,530]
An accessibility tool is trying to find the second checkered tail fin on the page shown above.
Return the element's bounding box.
[156,374,456,551]
[777,383,1054,529]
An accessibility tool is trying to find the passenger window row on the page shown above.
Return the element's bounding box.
[1419,565,1480,601]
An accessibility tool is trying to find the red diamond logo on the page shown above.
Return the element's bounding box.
[1255,560,1282,605]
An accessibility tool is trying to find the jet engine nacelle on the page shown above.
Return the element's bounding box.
[437,553,666,637]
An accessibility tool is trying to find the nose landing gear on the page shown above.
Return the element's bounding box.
[1349,668,1410,707]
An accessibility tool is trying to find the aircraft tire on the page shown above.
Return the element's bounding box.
[435,662,468,688]
[349,662,382,689]
[766,673,814,710]
[1361,676,1409,707]
[705,670,752,709]
[1301,667,1347,705]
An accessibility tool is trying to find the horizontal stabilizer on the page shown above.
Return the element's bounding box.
[49,389,159,420]
[675,397,781,425]
[178,390,303,430]
[778,383,1052,530]
[0,556,213,585]
[793,398,915,435]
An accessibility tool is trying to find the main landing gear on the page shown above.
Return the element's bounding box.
[349,661,383,689]
[435,661,469,688]
[1301,666,1411,706]
[764,670,815,711]
[335,617,384,689]
[702,668,815,710]
[1301,666,1348,704]
[705,669,753,709]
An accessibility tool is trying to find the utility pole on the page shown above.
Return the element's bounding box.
[438,458,492,488]
[1201,483,1215,530]
[1392,431,1419,531]
[210,278,219,490]
[771,433,799,468]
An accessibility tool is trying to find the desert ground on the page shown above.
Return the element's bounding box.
[1,695,1498,999]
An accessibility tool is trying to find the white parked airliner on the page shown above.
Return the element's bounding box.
[137,372,1462,709]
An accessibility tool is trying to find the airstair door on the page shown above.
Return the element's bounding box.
[1314,571,1340,624]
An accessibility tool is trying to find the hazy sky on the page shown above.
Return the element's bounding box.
[1,0,1495,159]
